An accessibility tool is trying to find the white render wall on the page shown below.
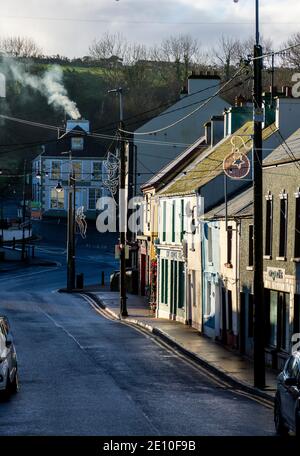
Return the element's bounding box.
[135,78,230,192]
[33,157,106,213]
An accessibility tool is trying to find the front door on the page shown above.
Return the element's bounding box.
[140,254,146,296]
[170,260,177,317]
[240,292,246,354]
[203,280,215,338]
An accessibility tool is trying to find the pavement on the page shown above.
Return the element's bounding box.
[83,289,278,405]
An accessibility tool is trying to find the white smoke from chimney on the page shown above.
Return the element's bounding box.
[9,62,81,120]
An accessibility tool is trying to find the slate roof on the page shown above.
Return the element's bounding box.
[204,186,253,220]
[41,126,107,159]
[160,121,276,196]
[141,136,207,191]
[263,127,300,166]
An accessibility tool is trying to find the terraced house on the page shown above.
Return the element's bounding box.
[155,93,300,338]
[262,127,300,370]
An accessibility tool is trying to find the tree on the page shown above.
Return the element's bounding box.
[149,34,200,90]
[0,36,42,58]
[212,36,240,80]
[281,33,300,68]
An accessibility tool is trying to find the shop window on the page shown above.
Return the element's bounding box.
[164,260,169,304]
[267,291,290,351]
[269,290,278,347]
[178,262,185,309]
[160,259,165,304]
[279,292,290,352]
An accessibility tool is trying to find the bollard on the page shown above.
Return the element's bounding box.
[101,271,105,287]
[32,245,35,258]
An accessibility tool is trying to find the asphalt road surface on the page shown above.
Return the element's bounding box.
[0,241,275,436]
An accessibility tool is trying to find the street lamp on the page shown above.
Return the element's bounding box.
[55,182,63,193]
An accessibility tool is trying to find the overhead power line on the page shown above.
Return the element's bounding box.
[120,65,248,136]
[1,15,299,25]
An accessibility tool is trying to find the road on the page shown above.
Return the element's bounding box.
[0,241,275,436]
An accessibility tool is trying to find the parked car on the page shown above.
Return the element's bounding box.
[0,316,19,398]
[274,351,300,436]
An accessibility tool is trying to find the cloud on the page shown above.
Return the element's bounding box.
[0,0,298,57]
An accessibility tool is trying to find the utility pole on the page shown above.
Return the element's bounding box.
[21,159,27,261]
[67,152,76,291]
[252,0,266,389]
[109,87,128,317]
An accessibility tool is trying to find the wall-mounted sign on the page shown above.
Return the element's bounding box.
[266,267,285,282]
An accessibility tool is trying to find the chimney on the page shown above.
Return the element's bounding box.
[235,95,246,107]
[210,116,224,146]
[281,86,293,98]
[66,119,90,133]
[187,73,221,95]
[204,121,211,145]
[275,97,300,139]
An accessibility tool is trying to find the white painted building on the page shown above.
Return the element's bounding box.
[32,120,109,220]
[134,74,230,192]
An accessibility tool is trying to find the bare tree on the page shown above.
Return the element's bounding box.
[89,32,129,63]
[281,33,300,68]
[0,36,42,58]
[149,34,200,90]
[212,36,240,80]
[234,36,273,65]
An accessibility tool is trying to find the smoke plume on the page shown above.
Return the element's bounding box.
[10,62,81,120]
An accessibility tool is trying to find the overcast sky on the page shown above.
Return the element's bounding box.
[0,0,299,57]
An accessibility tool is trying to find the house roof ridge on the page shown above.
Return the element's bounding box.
[159,121,277,197]
[141,136,206,190]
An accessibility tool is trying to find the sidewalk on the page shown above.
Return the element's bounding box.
[83,289,277,404]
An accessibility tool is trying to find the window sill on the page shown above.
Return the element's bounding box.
[263,255,272,260]
[276,257,286,261]
[246,266,254,271]
[292,257,300,263]
[208,261,214,267]
[224,262,233,269]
